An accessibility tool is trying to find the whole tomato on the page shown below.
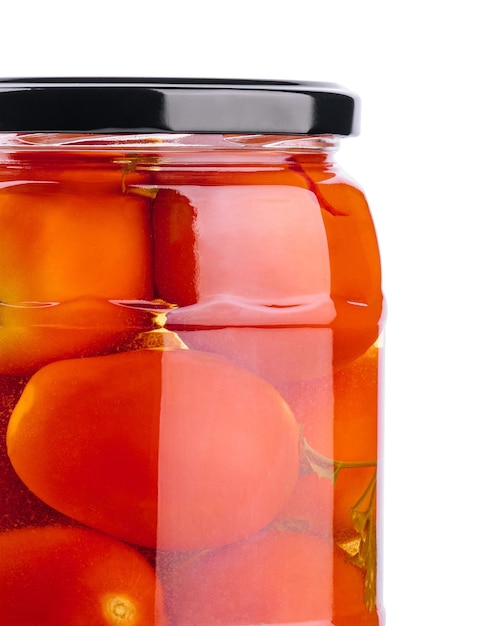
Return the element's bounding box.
[7,348,300,550]
[0,525,165,626]
[153,184,333,317]
[0,182,154,375]
[164,529,377,625]
[153,170,382,371]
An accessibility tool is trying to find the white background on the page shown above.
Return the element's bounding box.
[2,2,481,624]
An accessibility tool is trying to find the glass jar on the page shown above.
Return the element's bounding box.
[0,79,385,626]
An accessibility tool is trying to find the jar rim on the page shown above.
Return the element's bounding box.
[0,78,359,136]
[0,132,341,152]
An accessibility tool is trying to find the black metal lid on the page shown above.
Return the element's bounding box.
[0,78,360,135]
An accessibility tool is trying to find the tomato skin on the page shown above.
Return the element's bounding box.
[164,530,376,626]
[0,375,74,531]
[153,184,332,310]
[7,349,300,550]
[0,525,165,626]
[0,184,153,303]
[333,345,379,462]
[274,346,379,539]
[319,179,383,367]
[0,184,154,374]
[290,157,384,366]
[0,297,154,376]
[154,172,382,371]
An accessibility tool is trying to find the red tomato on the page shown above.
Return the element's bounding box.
[7,349,300,550]
[290,156,384,366]
[0,525,165,626]
[333,345,379,538]
[153,184,333,316]
[275,467,377,544]
[153,170,382,371]
[164,530,377,625]
[0,182,154,374]
[275,346,379,538]
[315,180,383,367]
[0,375,72,531]
[333,345,379,461]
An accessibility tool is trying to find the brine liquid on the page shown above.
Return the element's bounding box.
[0,142,384,626]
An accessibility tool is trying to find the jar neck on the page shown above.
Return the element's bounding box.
[0,132,340,153]
[0,134,340,172]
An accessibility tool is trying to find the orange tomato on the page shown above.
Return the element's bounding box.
[333,346,379,537]
[0,182,154,374]
[164,529,377,625]
[333,345,379,461]
[0,375,72,531]
[0,525,165,626]
[315,179,383,366]
[7,348,300,550]
[0,298,154,375]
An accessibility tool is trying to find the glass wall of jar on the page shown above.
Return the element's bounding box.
[0,79,385,626]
